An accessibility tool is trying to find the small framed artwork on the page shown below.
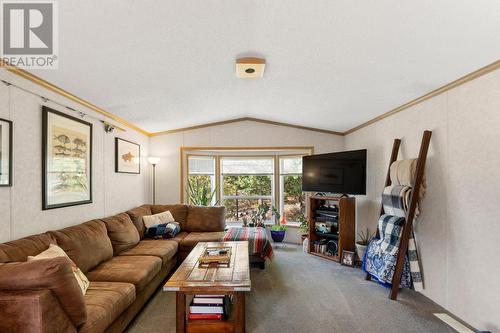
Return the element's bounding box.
[341,250,355,267]
[0,118,13,187]
[42,107,92,210]
[115,138,140,174]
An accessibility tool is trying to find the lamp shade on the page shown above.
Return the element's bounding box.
[148,157,160,165]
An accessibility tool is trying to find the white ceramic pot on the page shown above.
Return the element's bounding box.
[355,243,367,261]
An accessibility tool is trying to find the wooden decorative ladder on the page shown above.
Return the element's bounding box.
[366,130,432,300]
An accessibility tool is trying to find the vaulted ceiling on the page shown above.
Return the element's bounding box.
[33,0,500,134]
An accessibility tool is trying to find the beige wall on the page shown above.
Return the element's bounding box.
[150,120,344,204]
[345,68,500,331]
[149,121,345,243]
[0,70,150,243]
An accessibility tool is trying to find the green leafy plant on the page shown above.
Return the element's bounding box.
[249,203,284,228]
[270,224,287,231]
[356,228,376,245]
[187,177,218,206]
[250,202,270,227]
[242,215,249,227]
[297,213,308,234]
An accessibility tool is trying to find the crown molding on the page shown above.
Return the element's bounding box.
[344,59,500,135]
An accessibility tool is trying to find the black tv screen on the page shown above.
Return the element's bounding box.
[302,149,367,195]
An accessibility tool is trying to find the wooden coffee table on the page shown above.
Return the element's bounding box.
[164,241,251,333]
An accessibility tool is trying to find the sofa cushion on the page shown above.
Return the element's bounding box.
[126,205,152,239]
[0,257,87,327]
[186,206,225,232]
[101,213,140,255]
[79,282,135,333]
[0,233,55,263]
[118,240,178,267]
[170,231,189,244]
[86,256,161,292]
[151,204,188,229]
[48,220,113,274]
[179,232,225,252]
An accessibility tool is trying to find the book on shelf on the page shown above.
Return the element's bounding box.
[189,295,231,318]
[189,304,224,314]
[188,313,223,321]
[193,297,224,305]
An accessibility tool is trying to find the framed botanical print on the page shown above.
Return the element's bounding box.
[0,118,13,187]
[42,106,92,210]
[115,138,141,174]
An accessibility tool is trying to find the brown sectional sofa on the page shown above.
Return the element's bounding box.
[0,204,225,333]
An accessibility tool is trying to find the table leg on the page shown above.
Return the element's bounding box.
[234,292,245,333]
[176,291,186,333]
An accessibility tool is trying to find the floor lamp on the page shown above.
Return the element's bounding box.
[148,157,160,205]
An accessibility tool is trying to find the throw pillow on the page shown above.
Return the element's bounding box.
[28,244,90,295]
[142,210,175,229]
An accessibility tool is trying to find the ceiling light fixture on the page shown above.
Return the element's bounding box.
[236,57,265,79]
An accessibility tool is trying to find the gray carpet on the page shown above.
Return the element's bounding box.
[126,245,454,333]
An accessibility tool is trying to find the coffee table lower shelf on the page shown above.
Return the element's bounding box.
[186,317,234,333]
[176,291,246,333]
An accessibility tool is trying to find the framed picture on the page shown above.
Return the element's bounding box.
[341,250,355,267]
[42,107,92,210]
[115,138,140,174]
[0,118,13,187]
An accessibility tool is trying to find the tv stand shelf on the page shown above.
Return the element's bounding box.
[308,195,355,262]
[314,231,339,240]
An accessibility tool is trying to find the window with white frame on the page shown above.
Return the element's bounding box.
[221,157,274,222]
[184,149,309,224]
[187,156,216,205]
[279,157,305,222]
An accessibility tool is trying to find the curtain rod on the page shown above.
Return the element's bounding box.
[0,79,125,132]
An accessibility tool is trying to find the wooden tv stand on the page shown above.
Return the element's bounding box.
[307,195,355,262]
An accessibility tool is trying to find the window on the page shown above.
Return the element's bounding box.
[280,157,305,222]
[187,156,216,205]
[182,148,311,224]
[221,157,274,222]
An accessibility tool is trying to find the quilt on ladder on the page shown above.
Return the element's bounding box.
[377,185,423,291]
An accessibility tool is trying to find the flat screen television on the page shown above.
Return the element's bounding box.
[302,149,367,195]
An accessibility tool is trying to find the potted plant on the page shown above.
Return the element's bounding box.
[297,213,308,242]
[250,202,270,228]
[356,228,375,261]
[270,207,287,242]
[270,224,287,242]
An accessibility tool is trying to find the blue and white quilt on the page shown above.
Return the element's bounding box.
[363,213,413,289]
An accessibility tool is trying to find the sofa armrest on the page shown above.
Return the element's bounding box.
[0,290,77,333]
[0,257,87,327]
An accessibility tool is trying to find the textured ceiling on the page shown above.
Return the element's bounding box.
[33,0,500,133]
